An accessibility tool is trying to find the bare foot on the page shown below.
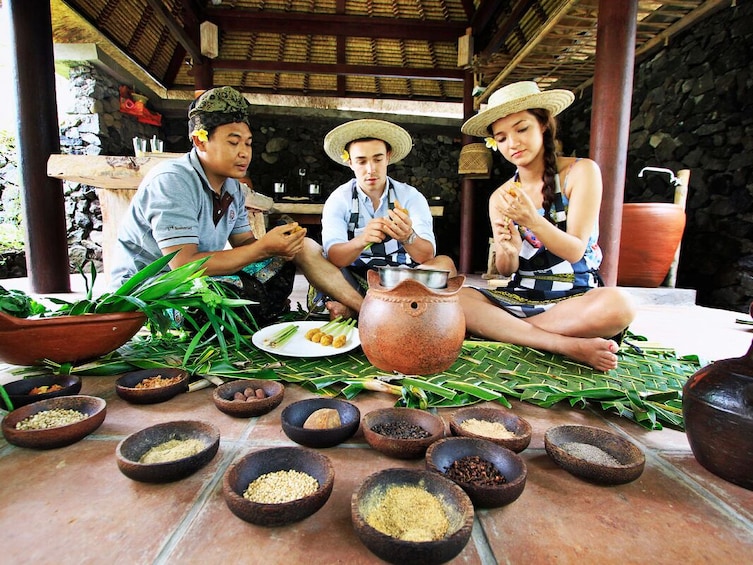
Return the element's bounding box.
[325,300,356,320]
[558,337,620,372]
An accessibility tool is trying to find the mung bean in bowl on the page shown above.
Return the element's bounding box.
[362,407,445,459]
[1,395,106,449]
[425,437,527,508]
[448,405,532,453]
[116,420,220,483]
[222,446,335,527]
[544,424,645,485]
[351,467,474,565]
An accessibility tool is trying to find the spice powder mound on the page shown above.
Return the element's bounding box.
[560,441,622,466]
[364,485,449,542]
[139,438,205,464]
[459,418,516,439]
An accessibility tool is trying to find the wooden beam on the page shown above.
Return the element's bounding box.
[212,59,465,81]
[477,0,579,104]
[144,0,203,62]
[207,10,466,42]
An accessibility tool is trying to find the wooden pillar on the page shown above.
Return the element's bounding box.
[458,70,475,274]
[192,59,213,98]
[589,0,638,286]
[7,0,70,292]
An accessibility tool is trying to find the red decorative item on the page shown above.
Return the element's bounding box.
[119,85,162,127]
[358,270,466,375]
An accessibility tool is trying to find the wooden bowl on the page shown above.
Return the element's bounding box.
[351,468,474,565]
[362,407,444,459]
[0,311,145,366]
[116,420,220,483]
[544,425,645,484]
[448,406,532,453]
[1,395,106,449]
[2,374,82,410]
[280,397,360,448]
[212,379,284,418]
[426,437,527,508]
[223,446,335,527]
[115,368,189,404]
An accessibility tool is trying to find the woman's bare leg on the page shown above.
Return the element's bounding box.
[526,287,635,338]
[459,288,622,371]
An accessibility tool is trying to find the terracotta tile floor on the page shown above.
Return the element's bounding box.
[1,274,753,564]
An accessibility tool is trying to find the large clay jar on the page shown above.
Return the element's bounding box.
[617,202,686,287]
[682,340,753,490]
[358,270,466,375]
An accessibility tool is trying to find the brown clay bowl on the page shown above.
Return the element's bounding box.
[362,407,444,459]
[351,468,474,565]
[280,397,360,448]
[223,446,335,527]
[115,368,189,404]
[544,425,645,484]
[2,374,82,410]
[212,379,284,418]
[448,406,532,453]
[0,310,145,366]
[1,395,106,449]
[425,437,527,508]
[116,420,220,483]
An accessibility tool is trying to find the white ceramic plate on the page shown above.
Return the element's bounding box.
[252,320,361,358]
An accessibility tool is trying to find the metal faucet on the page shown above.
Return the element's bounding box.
[638,166,681,187]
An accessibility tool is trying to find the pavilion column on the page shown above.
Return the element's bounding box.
[192,59,214,98]
[589,0,638,286]
[458,70,475,274]
[7,0,70,292]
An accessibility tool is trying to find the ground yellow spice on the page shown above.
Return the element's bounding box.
[460,418,517,439]
[139,438,205,464]
[365,485,449,542]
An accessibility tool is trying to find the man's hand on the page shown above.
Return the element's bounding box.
[261,223,306,260]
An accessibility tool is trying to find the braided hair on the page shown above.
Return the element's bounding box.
[528,108,559,223]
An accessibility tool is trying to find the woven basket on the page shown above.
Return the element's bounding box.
[458,143,492,178]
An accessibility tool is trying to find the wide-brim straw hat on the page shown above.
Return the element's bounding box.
[324,119,413,165]
[461,81,575,138]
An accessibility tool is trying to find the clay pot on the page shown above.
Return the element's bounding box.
[358,270,465,375]
[0,310,145,366]
[617,202,686,287]
[682,339,753,490]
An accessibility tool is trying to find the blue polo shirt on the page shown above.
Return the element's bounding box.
[110,149,250,288]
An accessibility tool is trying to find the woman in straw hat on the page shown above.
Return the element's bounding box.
[459,81,635,371]
[318,119,455,316]
[111,86,363,326]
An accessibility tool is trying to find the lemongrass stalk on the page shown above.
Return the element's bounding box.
[263,323,297,345]
[267,324,299,348]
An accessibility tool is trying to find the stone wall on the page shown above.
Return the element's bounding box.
[558,1,753,312]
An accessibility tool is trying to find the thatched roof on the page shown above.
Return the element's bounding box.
[54,0,722,108]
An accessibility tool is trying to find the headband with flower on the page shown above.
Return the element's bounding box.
[187,86,253,141]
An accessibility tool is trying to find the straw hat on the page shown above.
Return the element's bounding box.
[324,119,413,165]
[461,81,575,138]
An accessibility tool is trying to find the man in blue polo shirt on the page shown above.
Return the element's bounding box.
[111,86,363,325]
